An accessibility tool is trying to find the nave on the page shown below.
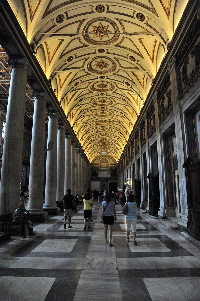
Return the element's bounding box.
[0,201,200,301]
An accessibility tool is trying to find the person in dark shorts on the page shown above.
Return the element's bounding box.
[83,192,93,230]
[102,193,116,247]
[63,189,76,229]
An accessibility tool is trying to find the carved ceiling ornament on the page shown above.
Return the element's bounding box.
[96,5,106,13]
[82,18,120,45]
[90,81,116,92]
[88,56,117,74]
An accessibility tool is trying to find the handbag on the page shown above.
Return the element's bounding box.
[122,203,128,215]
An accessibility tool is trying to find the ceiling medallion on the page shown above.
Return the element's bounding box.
[83,18,120,45]
[98,49,105,53]
[90,81,116,92]
[96,5,105,13]
[129,56,136,61]
[56,14,65,23]
[67,56,73,62]
[136,13,145,22]
[88,56,117,74]
[92,109,112,118]
[91,97,114,106]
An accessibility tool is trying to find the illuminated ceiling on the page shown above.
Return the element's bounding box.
[7,0,188,165]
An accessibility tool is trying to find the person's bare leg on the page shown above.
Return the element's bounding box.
[126,230,130,242]
[104,224,108,242]
[68,216,72,228]
[84,218,87,230]
[133,232,137,245]
[109,225,113,246]
[64,216,67,229]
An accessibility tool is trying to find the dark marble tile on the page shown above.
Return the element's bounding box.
[119,276,152,301]
[44,271,81,301]
[118,268,200,279]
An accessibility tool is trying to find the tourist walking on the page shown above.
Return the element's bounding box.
[83,192,93,230]
[63,189,76,229]
[102,193,116,247]
[124,193,137,245]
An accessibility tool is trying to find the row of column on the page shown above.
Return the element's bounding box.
[0,58,90,215]
[118,60,188,220]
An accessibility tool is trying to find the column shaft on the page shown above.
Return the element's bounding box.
[64,136,71,193]
[0,60,27,214]
[71,144,75,196]
[78,154,82,195]
[56,126,65,202]
[44,114,58,211]
[74,148,78,195]
[28,94,46,212]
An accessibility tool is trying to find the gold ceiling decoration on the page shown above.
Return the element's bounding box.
[7,0,189,166]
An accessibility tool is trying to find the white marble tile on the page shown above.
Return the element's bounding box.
[73,270,122,301]
[144,277,200,301]
[83,256,118,270]
[87,243,117,252]
[117,256,200,270]
[58,223,82,230]
[120,223,146,230]
[72,215,85,220]
[0,257,20,268]
[0,276,55,301]
[31,239,77,252]
[9,257,84,269]
[128,238,171,252]
[33,223,55,232]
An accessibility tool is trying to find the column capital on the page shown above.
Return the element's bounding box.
[197,6,200,20]
[65,133,71,138]
[48,112,57,118]
[33,90,45,99]
[58,119,65,128]
[8,57,29,70]
[167,56,176,74]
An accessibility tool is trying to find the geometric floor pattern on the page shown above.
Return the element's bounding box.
[0,201,200,301]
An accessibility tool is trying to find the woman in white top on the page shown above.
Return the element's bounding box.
[125,193,137,245]
[102,193,116,247]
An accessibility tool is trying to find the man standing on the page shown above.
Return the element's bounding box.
[63,189,76,229]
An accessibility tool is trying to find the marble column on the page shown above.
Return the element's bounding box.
[74,147,79,195]
[64,135,71,193]
[71,143,75,196]
[154,100,165,217]
[0,58,28,214]
[28,92,46,215]
[81,159,86,193]
[56,124,65,202]
[78,153,82,195]
[80,157,84,194]
[44,113,58,213]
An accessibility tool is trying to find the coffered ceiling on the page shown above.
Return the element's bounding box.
[6,0,188,166]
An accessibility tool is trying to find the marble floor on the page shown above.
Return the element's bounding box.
[0,201,200,301]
